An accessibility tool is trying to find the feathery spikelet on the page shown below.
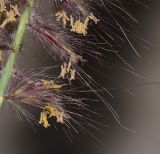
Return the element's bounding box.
[28,14,84,80]
[3,68,101,132]
[3,69,69,126]
[52,0,148,61]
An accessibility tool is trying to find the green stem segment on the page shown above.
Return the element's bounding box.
[0,0,33,106]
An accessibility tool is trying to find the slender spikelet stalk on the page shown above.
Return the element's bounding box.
[0,0,34,106]
[28,15,84,80]
[28,15,80,61]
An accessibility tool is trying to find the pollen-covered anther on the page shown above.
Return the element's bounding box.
[0,0,6,13]
[11,84,28,97]
[41,79,62,90]
[0,50,3,62]
[70,68,76,80]
[0,96,4,102]
[39,111,51,128]
[11,4,20,17]
[70,15,88,36]
[59,60,76,81]
[45,103,68,123]
[70,13,99,36]
[39,103,69,128]
[0,4,20,28]
[88,13,100,24]
[59,62,67,79]
[55,10,69,28]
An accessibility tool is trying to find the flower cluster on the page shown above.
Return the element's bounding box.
[0,0,20,28]
[54,0,99,35]
[0,0,146,133]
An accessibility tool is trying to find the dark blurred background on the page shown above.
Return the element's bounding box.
[1,0,160,154]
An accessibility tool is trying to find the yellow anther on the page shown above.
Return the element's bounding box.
[1,10,16,28]
[55,9,99,35]
[11,4,20,17]
[59,62,67,79]
[88,13,99,24]
[70,68,76,81]
[39,103,69,128]
[0,4,20,28]
[0,96,4,102]
[59,54,82,80]
[11,85,28,96]
[41,80,62,90]
[39,111,51,128]
[0,51,3,62]
[45,103,67,123]
[55,10,69,28]
[70,17,88,36]
[0,0,6,13]
[70,13,99,36]
[67,60,71,73]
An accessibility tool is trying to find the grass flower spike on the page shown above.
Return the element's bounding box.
[0,0,149,142]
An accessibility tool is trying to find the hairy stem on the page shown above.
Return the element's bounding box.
[0,0,34,106]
